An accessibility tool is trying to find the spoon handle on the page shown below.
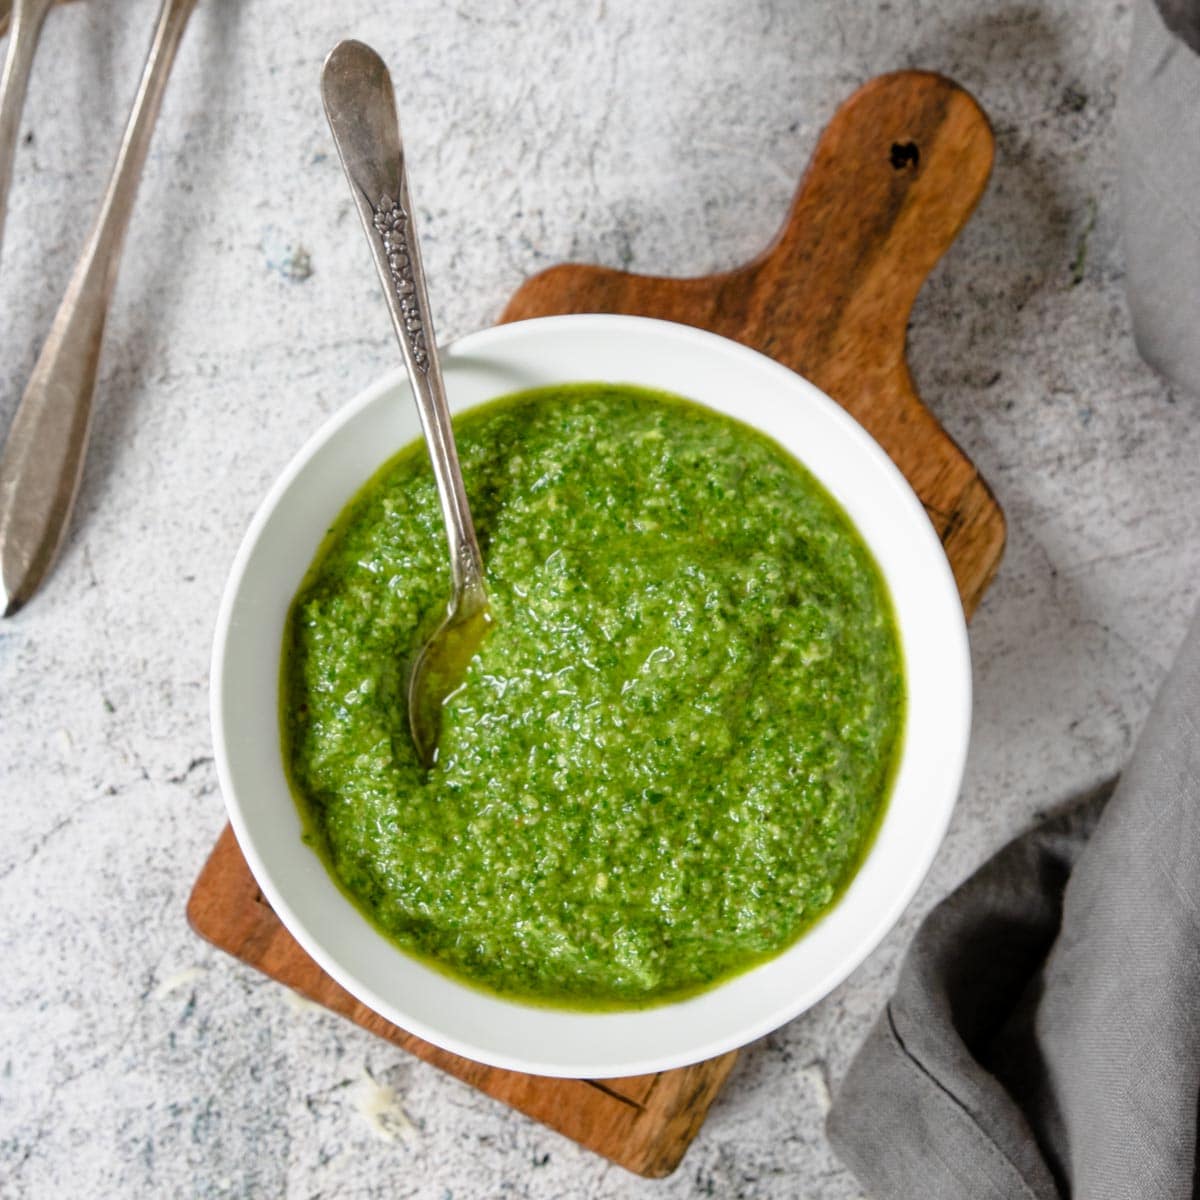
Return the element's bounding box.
[0,0,197,616]
[0,0,55,268]
[321,40,485,600]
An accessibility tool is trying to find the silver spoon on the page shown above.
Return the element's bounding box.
[0,0,197,615]
[321,39,491,769]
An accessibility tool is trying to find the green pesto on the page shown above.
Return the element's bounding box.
[282,383,905,1008]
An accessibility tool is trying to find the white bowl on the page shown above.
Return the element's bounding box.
[212,314,970,1078]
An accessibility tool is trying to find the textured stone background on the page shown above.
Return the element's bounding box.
[2,0,1198,1196]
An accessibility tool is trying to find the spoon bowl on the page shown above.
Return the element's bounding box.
[407,576,491,767]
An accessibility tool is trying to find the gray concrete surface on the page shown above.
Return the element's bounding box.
[2,1,1197,1196]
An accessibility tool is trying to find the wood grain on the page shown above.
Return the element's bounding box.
[188,69,1003,1178]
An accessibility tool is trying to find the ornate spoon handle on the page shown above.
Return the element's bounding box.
[320,38,485,600]
[0,0,197,616]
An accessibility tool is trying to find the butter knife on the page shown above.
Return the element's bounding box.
[0,0,197,616]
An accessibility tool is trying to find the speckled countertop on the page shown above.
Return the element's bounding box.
[2,1,1198,1196]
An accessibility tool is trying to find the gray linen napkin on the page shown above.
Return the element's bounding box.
[1119,0,1200,394]
[826,4,1200,1194]
[827,604,1200,1199]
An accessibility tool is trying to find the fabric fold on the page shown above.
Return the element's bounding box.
[828,605,1200,1198]
[1118,0,1200,395]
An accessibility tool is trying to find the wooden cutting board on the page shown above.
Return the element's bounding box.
[188,69,1003,1178]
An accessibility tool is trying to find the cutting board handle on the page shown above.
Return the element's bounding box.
[505,69,992,396]
[743,70,994,380]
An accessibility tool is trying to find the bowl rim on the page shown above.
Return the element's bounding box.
[211,312,971,1077]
